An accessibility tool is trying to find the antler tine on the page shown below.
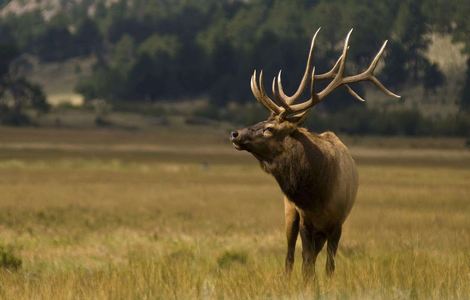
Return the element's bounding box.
[310,66,316,96]
[272,74,294,113]
[283,28,371,116]
[370,76,401,98]
[313,30,400,104]
[250,29,401,122]
[366,40,388,74]
[312,28,353,102]
[314,46,366,102]
[283,67,317,114]
[340,40,401,99]
[277,27,321,105]
[259,70,283,113]
[345,85,366,102]
[270,30,354,118]
[315,51,346,80]
[344,40,401,99]
[272,72,280,102]
[250,70,262,103]
[258,70,268,99]
[250,70,283,114]
[276,70,284,100]
[335,29,353,82]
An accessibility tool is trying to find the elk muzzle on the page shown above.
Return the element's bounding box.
[230,129,250,151]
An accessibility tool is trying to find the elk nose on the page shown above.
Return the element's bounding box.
[230,131,239,140]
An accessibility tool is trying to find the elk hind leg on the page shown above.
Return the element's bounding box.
[300,225,326,281]
[326,226,342,276]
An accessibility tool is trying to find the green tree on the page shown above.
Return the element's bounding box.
[460,59,470,112]
[138,34,180,59]
[0,43,49,125]
[393,0,429,80]
[74,18,102,56]
[111,34,137,75]
[450,0,470,112]
[423,62,445,94]
[381,0,444,91]
[31,18,75,62]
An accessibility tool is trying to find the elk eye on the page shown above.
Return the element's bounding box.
[263,127,274,137]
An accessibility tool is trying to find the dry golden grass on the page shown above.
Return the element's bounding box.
[0,127,469,299]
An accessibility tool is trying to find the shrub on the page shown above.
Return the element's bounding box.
[217,250,247,269]
[0,244,22,271]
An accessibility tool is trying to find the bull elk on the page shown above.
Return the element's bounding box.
[230,28,400,279]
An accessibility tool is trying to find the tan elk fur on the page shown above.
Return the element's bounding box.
[230,28,399,280]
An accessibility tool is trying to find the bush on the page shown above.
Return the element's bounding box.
[455,113,470,137]
[304,107,434,136]
[0,244,22,271]
[0,111,31,126]
[193,104,221,120]
[185,116,218,126]
[217,250,247,269]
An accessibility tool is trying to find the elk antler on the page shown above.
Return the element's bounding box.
[250,70,283,115]
[250,28,401,122]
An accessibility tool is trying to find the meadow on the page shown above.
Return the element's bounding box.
[0,126,469,299]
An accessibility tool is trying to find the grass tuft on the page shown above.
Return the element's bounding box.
[217,250,248,269]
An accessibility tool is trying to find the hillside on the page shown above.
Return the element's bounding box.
[19,33,467,118]
[1,0,470,136]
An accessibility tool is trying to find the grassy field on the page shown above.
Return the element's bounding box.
[0,126,469,299]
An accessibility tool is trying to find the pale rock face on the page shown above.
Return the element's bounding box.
[0,0,121,20]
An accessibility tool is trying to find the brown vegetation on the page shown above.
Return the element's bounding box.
[0,127,469,298]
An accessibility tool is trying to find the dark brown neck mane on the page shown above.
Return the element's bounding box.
[258,129,337,209]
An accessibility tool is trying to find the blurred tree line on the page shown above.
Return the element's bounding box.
[0,27,49,124]
[0,0,469,136]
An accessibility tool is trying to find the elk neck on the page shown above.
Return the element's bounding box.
[258,128,337,209]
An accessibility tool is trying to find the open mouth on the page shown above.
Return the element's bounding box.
[232,142,243,150]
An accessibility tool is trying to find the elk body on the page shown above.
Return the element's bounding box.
[230,28,400,279]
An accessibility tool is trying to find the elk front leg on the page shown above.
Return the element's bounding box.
[284,197,299,276]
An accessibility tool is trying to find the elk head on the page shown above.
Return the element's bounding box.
[230,28,400,159]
